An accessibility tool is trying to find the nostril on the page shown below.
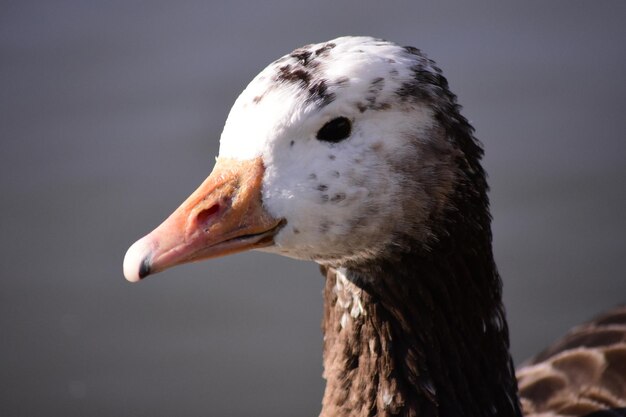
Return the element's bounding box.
[196,203,220,231]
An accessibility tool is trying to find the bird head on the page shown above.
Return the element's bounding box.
[123,36,473,282]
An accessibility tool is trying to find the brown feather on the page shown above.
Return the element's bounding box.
[517,307,626,417]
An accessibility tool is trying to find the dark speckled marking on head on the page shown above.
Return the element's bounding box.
[370,77,385,88]
[276,64,311,86]
[290,48,313,66]
[293,227,300,234]
[317,184,328,191]
[331,170,340,178]
[393,45,455,114]
[330,193,346,203]
[314,42,336,57]
[403,45,422,56]
[329,154,336,160]
[307,79,336,107]
[396,63,448,105]
[366,77,385,105]
[309,79,328,96]
[372,102,391,111]
[308,173,317,180]
[335,76,350,86]
[321,194,329,203]
[272,46,337,107]
[352,77,388,114]
[253,94,264,104]
[290,140,295,147]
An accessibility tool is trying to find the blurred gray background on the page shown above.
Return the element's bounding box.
[2,1,625,416]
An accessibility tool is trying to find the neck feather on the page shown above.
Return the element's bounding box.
[320,250,521,417]
[319,168,522,417]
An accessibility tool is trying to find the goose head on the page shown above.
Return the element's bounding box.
[123,36,472,282]
[121,37,626,417]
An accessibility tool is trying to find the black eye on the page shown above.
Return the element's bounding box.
[316,117,351,143]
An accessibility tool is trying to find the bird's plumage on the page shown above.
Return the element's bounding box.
[123,36,625,417]
[518,307,626,416]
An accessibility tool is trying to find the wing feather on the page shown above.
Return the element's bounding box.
[517,306,626,417]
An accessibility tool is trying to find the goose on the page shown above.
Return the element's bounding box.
[123,36,626,417]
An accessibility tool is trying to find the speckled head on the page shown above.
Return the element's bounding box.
[219,36,463,264]
[124,36,473,281]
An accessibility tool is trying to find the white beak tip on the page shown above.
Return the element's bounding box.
[123,237,152,282]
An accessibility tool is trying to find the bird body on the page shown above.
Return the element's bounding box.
[123,36,626,417]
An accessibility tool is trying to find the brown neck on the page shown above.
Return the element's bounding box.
[321,265,431,417]
[319,227,522,417]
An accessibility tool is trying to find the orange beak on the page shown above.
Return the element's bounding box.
[123,157,284,282]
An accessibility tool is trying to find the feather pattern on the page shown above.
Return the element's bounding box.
[518,307,626,417]
[123,36,626,417]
